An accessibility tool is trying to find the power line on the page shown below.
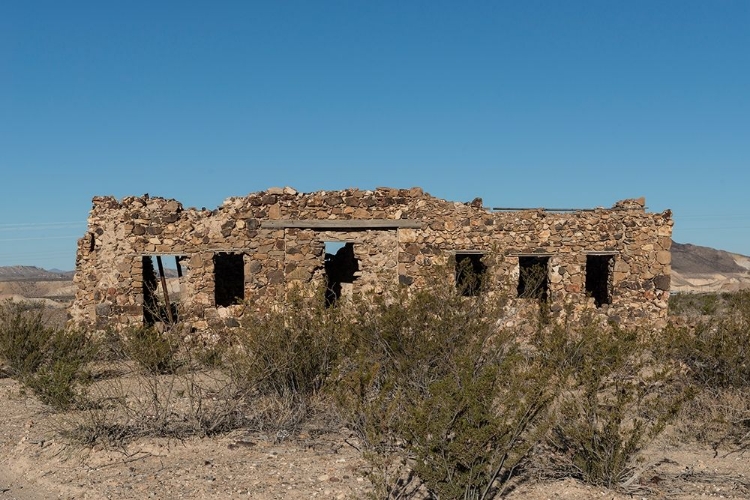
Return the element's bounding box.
[0,221,86,228]
[677,226,750,231]
[0,235,81,242]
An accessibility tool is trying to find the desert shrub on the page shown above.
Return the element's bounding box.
[676,388,750,451]
[0,301,93,409]
[665,291,750,450]
[0,301,52,375]
[123,326,180,374]
[71,290,349,446]
[334,286,555,499]
[228,289,348,400]
[66,290,347,447]
[668,292,703,316]
[71,348,255,446]
[23,328,94,408]
[665,290,750,389]
[192,340,226,368]
[668,291,739,317]
[543,321,687,489]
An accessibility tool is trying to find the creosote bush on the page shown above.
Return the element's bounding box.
[333,284,558,499]
[0,301,93,409]
[71,331,255,446]
[665,290,750,449]
[665,290,750,389]
[229,288,348,401]
[123,326,180,374]
[539,320,688,489]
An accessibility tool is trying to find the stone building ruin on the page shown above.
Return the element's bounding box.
[69,187,673,330]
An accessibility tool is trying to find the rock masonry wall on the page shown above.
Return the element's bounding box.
[70,187,673,330]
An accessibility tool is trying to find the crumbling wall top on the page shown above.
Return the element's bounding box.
[92,189,661,218]
[612,197,646,210]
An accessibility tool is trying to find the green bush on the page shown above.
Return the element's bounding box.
[124,326,180,374]
[543,321,687,489]
[665,291,750,450]
[665,290,750,389]
[334,286,555,499]
[0,302,93,409]
[228,289,348,400]
[0,302,50,375]
[32,328,93,408]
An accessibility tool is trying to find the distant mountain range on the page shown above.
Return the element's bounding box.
[1,242,749,293]
[671,242,750,293]
[0,266,75,281]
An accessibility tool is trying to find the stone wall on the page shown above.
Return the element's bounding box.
[70,187,673,330]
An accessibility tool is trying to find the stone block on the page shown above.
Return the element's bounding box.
[656,251,671,265]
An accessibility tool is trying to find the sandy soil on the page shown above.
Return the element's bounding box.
[0,377,371,500]
[0,375,748,500]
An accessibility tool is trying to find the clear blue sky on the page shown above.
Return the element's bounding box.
[1,1,748,270]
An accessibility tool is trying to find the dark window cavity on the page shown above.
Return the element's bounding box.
[214,252,245,307]
[517,256,549,300]
[585,254,614,307]
[455,253,487,296]
[324,242,359,307]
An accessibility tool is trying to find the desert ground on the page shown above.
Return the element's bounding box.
[1,258,749,499]
[0,372,748,500]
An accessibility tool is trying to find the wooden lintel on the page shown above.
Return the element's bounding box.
[260,219,424,229]
[509,252,555,257]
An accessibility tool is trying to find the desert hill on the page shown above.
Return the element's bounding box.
[670,241,750,292]
[0,266,74,281]
[0,266,75,310]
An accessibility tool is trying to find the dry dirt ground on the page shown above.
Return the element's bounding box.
[1,376,748,500]
[1,278,748,499]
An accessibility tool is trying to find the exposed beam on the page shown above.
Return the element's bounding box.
[155,256,174,324]
[261,219,424,229]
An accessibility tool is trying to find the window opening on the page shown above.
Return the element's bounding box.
[214,252,245,307]
[324,242,359,307]
[455,253,486,296]
[517,256,549,300]
[585,254,614,307]
[142,255,184,326]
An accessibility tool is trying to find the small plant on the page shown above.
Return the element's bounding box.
[229,288,347,400]
[677,387,750,451]
[24,329,94,408]
[0,301,93,409]
[544,321,687,489]
[665,291,750,389]
[334,284,555,498]
[0,301,51,375]
[123,326,180,374]
[665,291,750,451]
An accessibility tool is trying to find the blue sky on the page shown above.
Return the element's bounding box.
[1,1,748,270]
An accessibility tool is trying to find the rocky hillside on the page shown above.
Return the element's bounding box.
[0,266,76,312]
[0,266,74,281]
[671,241,750,293]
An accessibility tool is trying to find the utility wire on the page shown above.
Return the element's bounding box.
[0,221,86,227]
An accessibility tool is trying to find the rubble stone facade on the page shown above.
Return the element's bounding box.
[69,187,673,330]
